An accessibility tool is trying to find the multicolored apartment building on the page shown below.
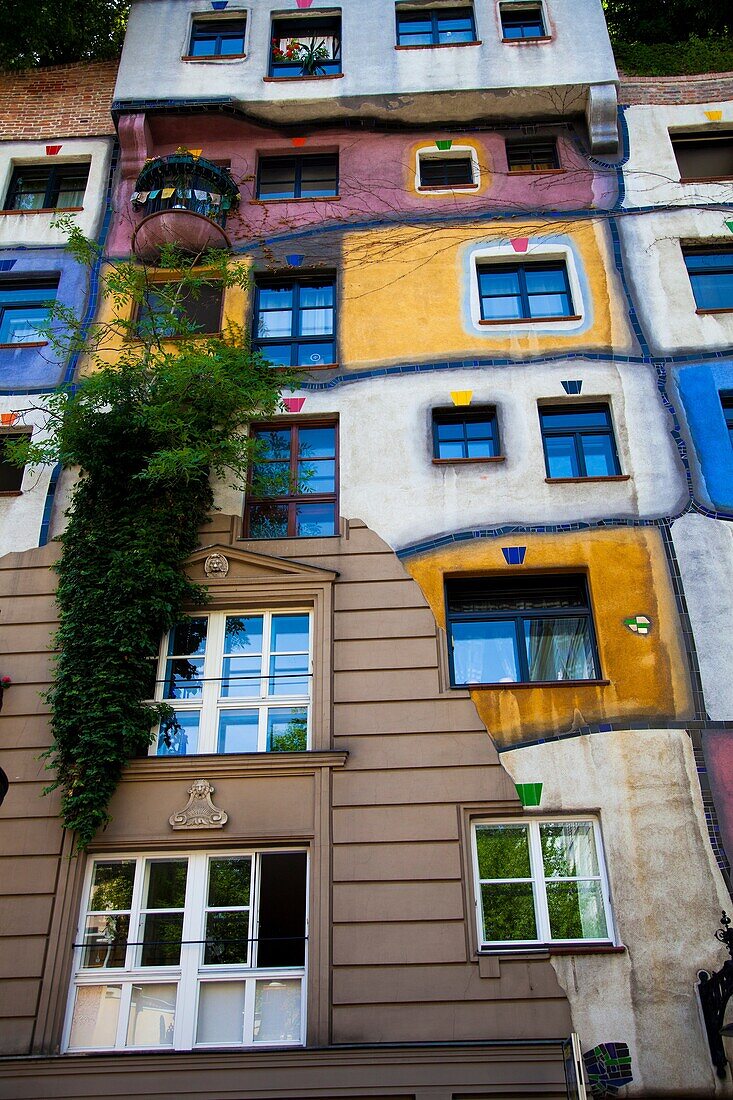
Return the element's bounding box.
[1,2,733,1096]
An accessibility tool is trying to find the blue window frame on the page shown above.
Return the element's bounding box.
[0,279,58,344]
[188,18,246,57]
[257,154,339,200]
[396,7,476,46]
[721,394,733,446]
[500,3,546,39]
[245,419,338,539]
[446,574,600,687]
[478,261,574,322]
[684,248,733,312]
[270,17,342,77]
[254,277,336,368]
[540,405,621,479]
[432,407,500,460]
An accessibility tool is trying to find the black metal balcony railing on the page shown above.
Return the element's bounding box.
[132,153,239,228]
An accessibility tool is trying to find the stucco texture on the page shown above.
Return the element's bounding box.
[503,727,733,1097]
[673,361,733,512]
[405,526,694,745]
[341,219,636,366]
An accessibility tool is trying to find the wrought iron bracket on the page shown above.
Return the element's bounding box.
[697,911,733,1079]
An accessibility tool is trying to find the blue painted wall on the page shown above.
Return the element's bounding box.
[0,248,90,393]
[675,361,733,512]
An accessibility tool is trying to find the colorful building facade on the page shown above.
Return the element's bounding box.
[1,4,733,1098]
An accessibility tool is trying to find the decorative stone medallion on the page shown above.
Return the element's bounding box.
[204,552,229,578]
[169,779,228,830]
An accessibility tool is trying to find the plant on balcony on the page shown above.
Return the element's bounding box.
[6,219,296,850]
[272,35,331,74]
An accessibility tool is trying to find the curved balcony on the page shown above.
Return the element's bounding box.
[131,153,239,260]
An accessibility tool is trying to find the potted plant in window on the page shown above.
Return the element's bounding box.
[272,36,331,75]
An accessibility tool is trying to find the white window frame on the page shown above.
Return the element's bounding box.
[415,144,480,194]
[63,849,308,1053]
[471,817,615,949]
[468,241,586,334]
[151,608,313,756]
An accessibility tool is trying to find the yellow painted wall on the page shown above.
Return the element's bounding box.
[405,527,694,746]
[340,219,635,366]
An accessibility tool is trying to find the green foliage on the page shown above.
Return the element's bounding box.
[613,35,733,76]
[603,0,730,45]
[0,0,129,70]
[10,224,292,850]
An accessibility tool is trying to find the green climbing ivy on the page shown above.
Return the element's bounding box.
[10,221,294,849]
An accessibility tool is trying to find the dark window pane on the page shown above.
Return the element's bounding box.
[204,911,249,964]
[419,157,474,187]
[448,574,589,613]
[248,503,289,538]
[208,857,251,907]
[140,912,184,967]
[89,861,136,912]
[506,140,559,172]
[257,852,307,967]
[138,284,222,336]
[540,408,610,430]
[546,881,608,939]
[267,707,308,751]
[146,861,188,909]
[0,433,25,492]
[672,133,733,180]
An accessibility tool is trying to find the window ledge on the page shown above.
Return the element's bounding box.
[679,175,733,184]
[271,362,339,372]
[124,749,349,782]
[395,40,482,50]
[480,943,624,958]
[0,341,48,349]
[417,184,479,192]
[0,490,22,497]
[263,73,344,82]
[181,53,247,62]
[432,456,505,466]
[250,196,341,204]
[0,206,83,216]
[696,307,733,316]
[479,315,582,326]
[501,35,553,44]
[507,168,566,176]
[545,474,630,484]
[456,678,610,690]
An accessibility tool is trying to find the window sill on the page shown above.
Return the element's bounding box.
[455,678,610,690]
[679,175,733,184]
[395,40,482,50]
[263,73,344,82]
[696,307,733,316]
[432,456,505,466]
[507,168,566,176]
[0,206,83,216]
[0,490,22,497]
[480,943,624,958]
[417,184,479,192]
[181,53,247,62]
[125,749,349,782]
[479,315,582,326]
[501,35,553,44]
[0,341,49,349]
[250,196,341,204]
[271,362,339,372]
[545,474,630,484]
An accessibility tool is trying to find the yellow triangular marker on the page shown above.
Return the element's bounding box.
[451,390,473,406]
[705,110,723,121]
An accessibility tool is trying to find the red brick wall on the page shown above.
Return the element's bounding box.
[619,71,733,105]
[0,60,118,141]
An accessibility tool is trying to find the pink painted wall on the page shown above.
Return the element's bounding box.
[108,113,616,256]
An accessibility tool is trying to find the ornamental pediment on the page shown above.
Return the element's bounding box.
[184,543,338,587]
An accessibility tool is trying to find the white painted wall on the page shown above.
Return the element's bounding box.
[0,396,56,556]
[623,102,733,209]
[503,727,733,1097]
[214,362,687,548]
[618,208,733,356]
[115,0,618,116]
[672,513,733,721]
[0,139,113,248]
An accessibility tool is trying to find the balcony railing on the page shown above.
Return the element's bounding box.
[131,152,239,228]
